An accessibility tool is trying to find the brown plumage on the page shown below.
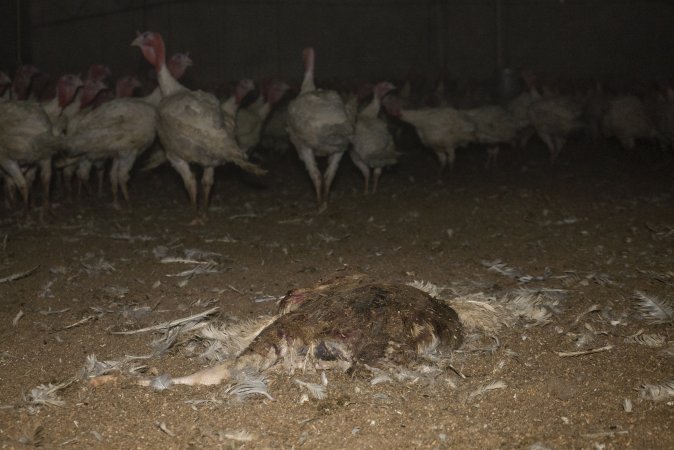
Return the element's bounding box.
[142,274,464,388]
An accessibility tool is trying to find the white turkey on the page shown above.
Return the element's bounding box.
[0,74,81,216]
[287,47,354,210]
[131,31,265,220]
[602,95,658,150]
[63,76,158,209]
[143,52,193,106]
[528,91,584,162]
[463,105,518,170]
[221,78,255,134]
[385,97,475,173]
[236,80,290,156]
[350,81,399,193]
[9,65,40,101]
[58,77,109,199]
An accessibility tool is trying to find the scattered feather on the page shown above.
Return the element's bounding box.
[503,288,565,326]
[18,423,43,447]
[156,422,175,437]
[160,257,211,265]
[225,375,273,401]
[62,315,96,330]
[482,259,521,279]
[81,258,115,275]
[570,304,601,328]
[447,293,512,333]
[623,398,633,413]
[469,380,507,400]
[624,330,666,348]
[39,307,70,316]
[165,262,221,278]
[99,285,129,298]
[12,310,24,327]
[634,291,674,324]
[197,316,277,362]
[148,374,173,391]
[39,280,55,298]
[0,265,39,284]
[639,380,674,401]
[219,430,254,442]
[24,378,75,408]
[295,379,327,400]
[407,280,443,298]
[111,307,219,335]
[109,233,154,243]
[81,354,122,378]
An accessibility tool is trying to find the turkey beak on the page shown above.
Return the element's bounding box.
[131,35,144,47]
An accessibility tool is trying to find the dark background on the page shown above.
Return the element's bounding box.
[2,0,674,89]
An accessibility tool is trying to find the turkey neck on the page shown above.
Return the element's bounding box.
[152,35,185,98]
[360,94,382,119]
[300,49,316,93]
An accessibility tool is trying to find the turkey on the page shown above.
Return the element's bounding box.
[58,77,109,199]
[139,274,463,389]
[235,80,290,156]
[463,105,518,170]
[0,73,81,216]
[63,76,158,209]
[287,47,354,210]
[137,53,195,173]
[143,52,193,106]
[41,74,85,136]
[506,91,535,149]
[350,81,399,193]
[141,78,254,173]
[131,31,265,220]
[221,78,255,134]
[385,97,475,173]
[602,95,658,150]
[9,65,40,101]
[527,91,584,163]
[259,95,293,156]
[68,76,143,197]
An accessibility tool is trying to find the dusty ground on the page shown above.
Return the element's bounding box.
[0,140,673,449]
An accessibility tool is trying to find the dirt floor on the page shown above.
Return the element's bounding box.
[0,140,673,449]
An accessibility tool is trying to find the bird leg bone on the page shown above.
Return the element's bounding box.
[372,167,383,193]
[111,153,137,209]
[350,153,370,193]
[1,160,30,214]
[166,154,198,212]
[435,148,448,173]
[321,151,344,203]
[200,166,215,212]
[296,145,323,205]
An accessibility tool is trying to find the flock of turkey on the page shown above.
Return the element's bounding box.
[1,31,672,220]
